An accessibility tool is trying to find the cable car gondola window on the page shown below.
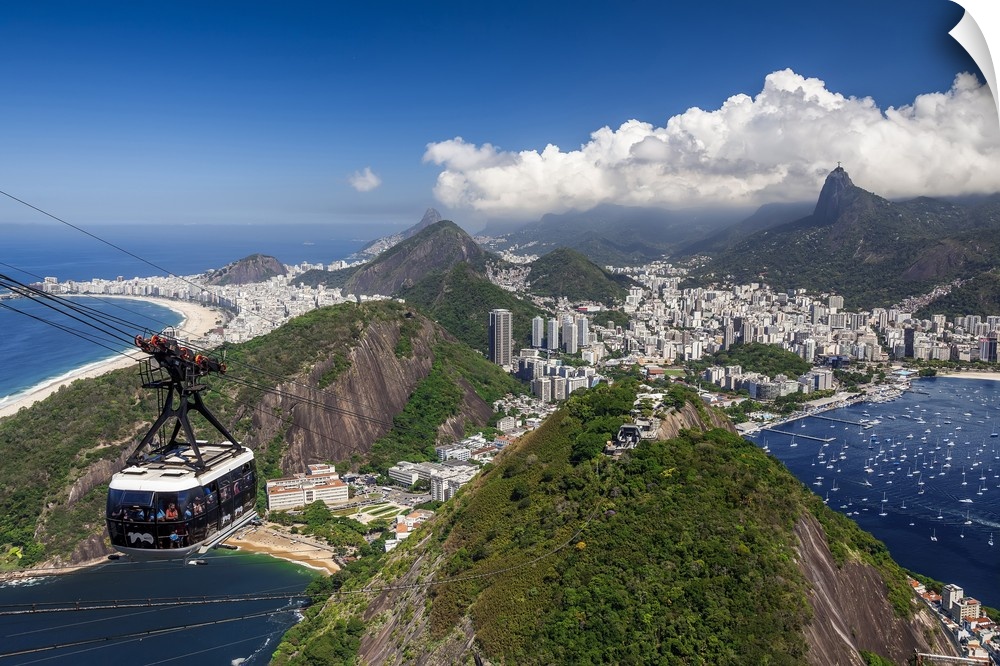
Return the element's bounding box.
[109,489,153,509]
[204,482,220,538]
[189,487,207,542]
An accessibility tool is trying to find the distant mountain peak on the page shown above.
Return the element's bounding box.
[813,165,856,222]
[354,207,447,260]
[345,219,486,296]
[418,207,443,228]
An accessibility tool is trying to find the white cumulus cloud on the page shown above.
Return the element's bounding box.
[348,166,382,192]
[423,69,1000,219]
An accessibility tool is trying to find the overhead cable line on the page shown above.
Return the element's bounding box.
[0,605,301,660]
[0,189,200,289]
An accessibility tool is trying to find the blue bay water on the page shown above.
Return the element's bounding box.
[747,376,1000,607]
[0,552,317,665]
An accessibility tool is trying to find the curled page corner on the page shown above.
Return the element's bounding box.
[949,0,999,126]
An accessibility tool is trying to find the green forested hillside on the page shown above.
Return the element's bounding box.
[426,383,814,663]
[527,246,634,304]
[280,381,920,664]
[691,341,812,378]
[914,269,1000,320]
[399,262,545,354]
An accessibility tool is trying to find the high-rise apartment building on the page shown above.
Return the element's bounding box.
[531,316,545,348]
[563,320,578,354]
[488,309,513,367]
[576,316,589,347]
[547,317,560,351]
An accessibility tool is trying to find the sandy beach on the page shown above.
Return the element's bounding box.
[0,297,224,420]
[937,371,1000,381]
[226,525,341,575]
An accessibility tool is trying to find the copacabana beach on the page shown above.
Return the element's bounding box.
[0,296,224,420]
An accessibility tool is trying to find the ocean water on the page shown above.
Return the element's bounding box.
[2,222,372,282]
[0,552,317,665]
[747,376,1000,607]
[0,297,183,404]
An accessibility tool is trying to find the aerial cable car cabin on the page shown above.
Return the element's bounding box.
[106,332,257,559]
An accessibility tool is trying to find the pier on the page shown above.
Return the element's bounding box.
[763,429,836,442]
[809,415,862,426]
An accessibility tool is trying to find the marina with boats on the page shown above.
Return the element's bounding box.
[745,375,1000,609]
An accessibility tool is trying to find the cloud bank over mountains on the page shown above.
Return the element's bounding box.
[424,69,1000,219]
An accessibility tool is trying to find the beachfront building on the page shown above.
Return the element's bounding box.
[266,463,349,511]
[944,584,984,623]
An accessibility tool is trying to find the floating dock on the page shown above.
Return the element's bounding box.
[810,415,862,426]
[764,429,836,442]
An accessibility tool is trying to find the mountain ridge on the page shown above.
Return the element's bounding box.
[694,168,1000,308]
[352,207,444,261]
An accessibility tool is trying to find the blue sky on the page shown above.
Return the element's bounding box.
[0,1,993,231]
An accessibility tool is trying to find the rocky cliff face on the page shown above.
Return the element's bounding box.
[813,165,855,222]
[656,399,735,439]
[244,314,492,472]
[40,443,137,564]
[795,514,955,664]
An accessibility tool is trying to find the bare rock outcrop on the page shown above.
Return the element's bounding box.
[655,399,735,440]
[244,313,494,473]
[795,513,956,665]
[436,375,493,444]
[247,316,434,472]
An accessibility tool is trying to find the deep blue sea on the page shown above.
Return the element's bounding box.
[0,298,184,405]
[746,376,1000,607]
[2,221,377,282]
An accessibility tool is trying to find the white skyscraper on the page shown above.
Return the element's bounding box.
[563,321,578,354]
[576,315,589,347]
[488,309,513,367]
[532,316,545,348]
[547,317,560,351]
